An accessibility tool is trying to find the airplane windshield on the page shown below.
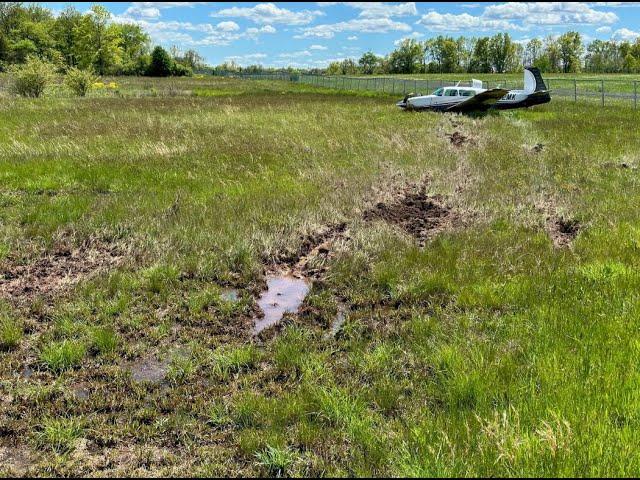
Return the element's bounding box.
[433,88,444,96]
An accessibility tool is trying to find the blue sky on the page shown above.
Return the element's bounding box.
[40,2,640,67]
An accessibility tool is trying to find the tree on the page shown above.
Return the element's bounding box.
[147,45,173,76]
[51,5,82,66]
[74,5,122,74]
[558,31,583,73]
[525,38,543,66]
[358,51,379,74]
[469,37,491,72]
[388,38,423,74]
[488,33,517,73]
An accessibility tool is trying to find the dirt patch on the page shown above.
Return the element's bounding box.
[363,185,460,246]
[547,216,581,248]
[446,131,472,147]
[0,446,33,476]
[602,161,637,170]
[129,357,170,384]
[0,239,124,303]
[272,223,347,274]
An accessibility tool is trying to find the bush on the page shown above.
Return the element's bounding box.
[171,62,192,77]
[9,56,56,98]
[64,67,99,97]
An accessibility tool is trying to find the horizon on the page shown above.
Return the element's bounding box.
[36,2,640,68]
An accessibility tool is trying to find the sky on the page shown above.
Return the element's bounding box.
[39,2,640,67]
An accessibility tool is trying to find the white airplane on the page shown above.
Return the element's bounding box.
[396,67,550,113]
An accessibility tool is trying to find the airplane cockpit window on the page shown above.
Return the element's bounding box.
[433,88,444,96]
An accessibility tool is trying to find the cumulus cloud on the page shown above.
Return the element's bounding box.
[296,17,411,39]
[317,2,417,18]
[417,12,523,32]
[309,44,328,50]
[483,2,618,25]
[416,2,618,32]
[612,28,640,41]
[212,3,323,25]
[596,26,612,33]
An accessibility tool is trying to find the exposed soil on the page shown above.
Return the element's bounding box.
[547,216,581,248]
[446,131,472,147]
[363,185,460,246]
[272,222,348,275]
[531,143,545,153]
[0,239,124,303]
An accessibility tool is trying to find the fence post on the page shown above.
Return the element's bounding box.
[601,80,604,107]
[574,79,577,102]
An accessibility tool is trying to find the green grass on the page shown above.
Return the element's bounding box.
[1,75,640,476]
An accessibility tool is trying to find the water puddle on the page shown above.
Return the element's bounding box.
[330,305,347,336]
[220,288,240,302]
[254,275,310,334]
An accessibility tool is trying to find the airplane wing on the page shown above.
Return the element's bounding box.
[446,88,510,113]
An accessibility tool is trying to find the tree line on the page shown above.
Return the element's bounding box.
[326,32,640,75]
[0,2,206,76]
[216,31,640,76]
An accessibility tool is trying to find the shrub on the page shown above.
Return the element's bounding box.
[0,315,22,351]
[171,62,193,77]
[64,67,99,97]
[36,417,84,453]
[40,340,86,372]
[9,56,56,97]
[254,445,297,477]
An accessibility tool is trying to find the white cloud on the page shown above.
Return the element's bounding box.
[612,28,640,41]
[347,35,358,40]
[296,17,411,39]
[278,50,313,58]
[483,2,618,26]
[319,2,417,18]
[596,26,612,33]
[245,25,278,40]
[309,44,328,50]
[212,3,323,25]
[124,6,161,19]
[216,21,240,32]
[417,12,523,32]
[224,53,268,65]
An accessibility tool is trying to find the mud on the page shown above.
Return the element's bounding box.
[0,239,123,303]
[446,131,471,147]
[547,216,581,248]
[531,143,545,153]
[0,447,32,476]
[254,275,310,334]
[129,357,169,384]
[363,185,458,245]
[273,223,347,274]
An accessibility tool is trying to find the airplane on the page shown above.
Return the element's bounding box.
[396,67,550,113]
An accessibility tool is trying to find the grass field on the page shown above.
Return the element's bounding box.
[1,76,640,476]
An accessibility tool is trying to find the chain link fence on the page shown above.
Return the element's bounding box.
[218,72,640,108]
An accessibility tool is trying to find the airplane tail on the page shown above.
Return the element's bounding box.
[524,67,547,93]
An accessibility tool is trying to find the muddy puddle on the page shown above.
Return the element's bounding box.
[254,275,310,334]
[329,305,347,337]
[220,288,240,303]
